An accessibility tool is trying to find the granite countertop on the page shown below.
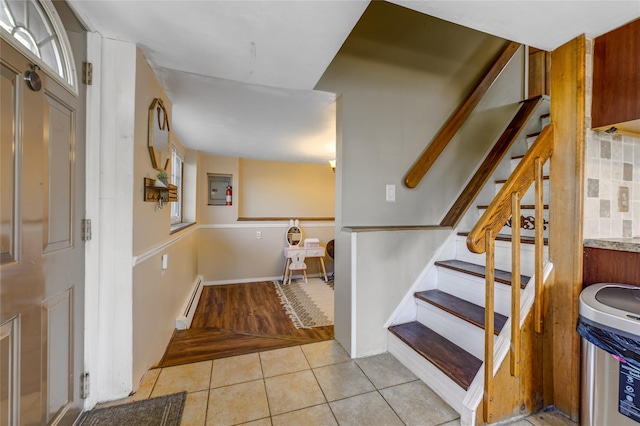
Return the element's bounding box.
[584,238,640,253]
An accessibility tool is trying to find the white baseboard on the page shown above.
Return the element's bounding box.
[204,273,328,286]
[176,275,203,330]
[204,276,282,286]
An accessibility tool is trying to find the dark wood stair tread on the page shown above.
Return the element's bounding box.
[458,232,548,246]
[495,176,548,184]
[389,321,481,390]
[415,289,507,335]
[477,204,548,210]
[435,259,529,287]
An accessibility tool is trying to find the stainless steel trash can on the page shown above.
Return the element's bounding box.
[579,283,640,426]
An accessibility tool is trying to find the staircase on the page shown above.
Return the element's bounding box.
[387,100,551,425]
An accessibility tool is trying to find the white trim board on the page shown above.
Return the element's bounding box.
[132,224,198,267]
[200,222,334,230]
[132,222,335,267]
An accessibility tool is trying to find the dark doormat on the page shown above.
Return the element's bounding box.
[76,392,186,426]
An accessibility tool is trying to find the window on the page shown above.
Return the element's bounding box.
[0,0,76,90]
[170,146,184,224]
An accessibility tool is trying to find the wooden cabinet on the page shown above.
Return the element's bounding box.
[592,18,640,135]
[583,246,640,287]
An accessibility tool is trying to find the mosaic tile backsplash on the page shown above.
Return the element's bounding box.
[584,131,640,239]
[583,37,640,239]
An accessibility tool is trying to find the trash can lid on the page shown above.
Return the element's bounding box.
[580,283,640,336]
[596,286,640,314]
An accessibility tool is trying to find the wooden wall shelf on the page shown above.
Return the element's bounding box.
[144,177,177,203]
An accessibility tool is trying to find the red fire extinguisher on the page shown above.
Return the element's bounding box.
[226,186,232,206]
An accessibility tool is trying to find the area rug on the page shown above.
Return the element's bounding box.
[274,278,334,329]
[76,392,186,426]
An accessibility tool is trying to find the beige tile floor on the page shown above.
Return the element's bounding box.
[101,340,576,426]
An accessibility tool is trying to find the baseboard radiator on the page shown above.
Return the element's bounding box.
[176,275,203,330]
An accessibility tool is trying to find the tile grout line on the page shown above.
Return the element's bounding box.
[147,367,161,400]
[203,359,214,426]
[350,357,402,422]
[257,349,274,422]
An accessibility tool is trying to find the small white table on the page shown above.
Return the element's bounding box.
[283,246,328,283]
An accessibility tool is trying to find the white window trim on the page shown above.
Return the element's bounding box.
[170,145,184,224]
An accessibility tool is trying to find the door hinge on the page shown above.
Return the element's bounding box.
[82,62,93,85]
[80,372,90,399]
[81,219,92,241]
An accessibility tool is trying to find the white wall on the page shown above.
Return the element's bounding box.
[316,4,525,228]
[351,229,451,356]
[87,37,136,403]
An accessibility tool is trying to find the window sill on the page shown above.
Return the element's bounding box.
[170,222,196,235]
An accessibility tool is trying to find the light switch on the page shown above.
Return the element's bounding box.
[257,231,262,239]
[161,254,168,270]
[386,184,396,202]
[619,186,629,212]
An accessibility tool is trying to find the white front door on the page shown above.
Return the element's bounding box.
[1,36,85,425]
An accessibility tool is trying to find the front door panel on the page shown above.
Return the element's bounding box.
[1,36,85,426]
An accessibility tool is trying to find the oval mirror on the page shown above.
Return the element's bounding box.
[286,226,302,246]
[148,98,170,171]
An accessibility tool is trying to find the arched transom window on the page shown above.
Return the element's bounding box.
[0,0,76,91]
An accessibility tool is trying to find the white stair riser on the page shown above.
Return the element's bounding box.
[541,116,551,128]
[476,208,549,240]
[494,180,549,205]
[454,237,547,277]
[436,267,515,316]
[415,299,488,361]
[526,122,550,148]
[388,332,470,419]
[510,157,550,175]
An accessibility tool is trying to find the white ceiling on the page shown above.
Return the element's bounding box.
[67,0,640,163]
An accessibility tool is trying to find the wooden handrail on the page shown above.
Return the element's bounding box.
[404,41,522,189]
[466,124,554,253]
[466,123,554,422]
[440,96,543,227]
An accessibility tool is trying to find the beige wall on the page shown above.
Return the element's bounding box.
[239,158,335,218]
[198,153,335,282]
[197,153,240,225]
[133,48,174,253]
[131,49,199,385]
[132,230,198,382]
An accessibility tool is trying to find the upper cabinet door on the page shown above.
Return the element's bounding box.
[592,18,640,135]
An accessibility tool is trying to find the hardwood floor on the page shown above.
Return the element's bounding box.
[158,281,333,367]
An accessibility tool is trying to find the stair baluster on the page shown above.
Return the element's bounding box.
[534,158,545,333]
[511,193,521,377]
[467,123,554,423]
[484,228,495,422]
